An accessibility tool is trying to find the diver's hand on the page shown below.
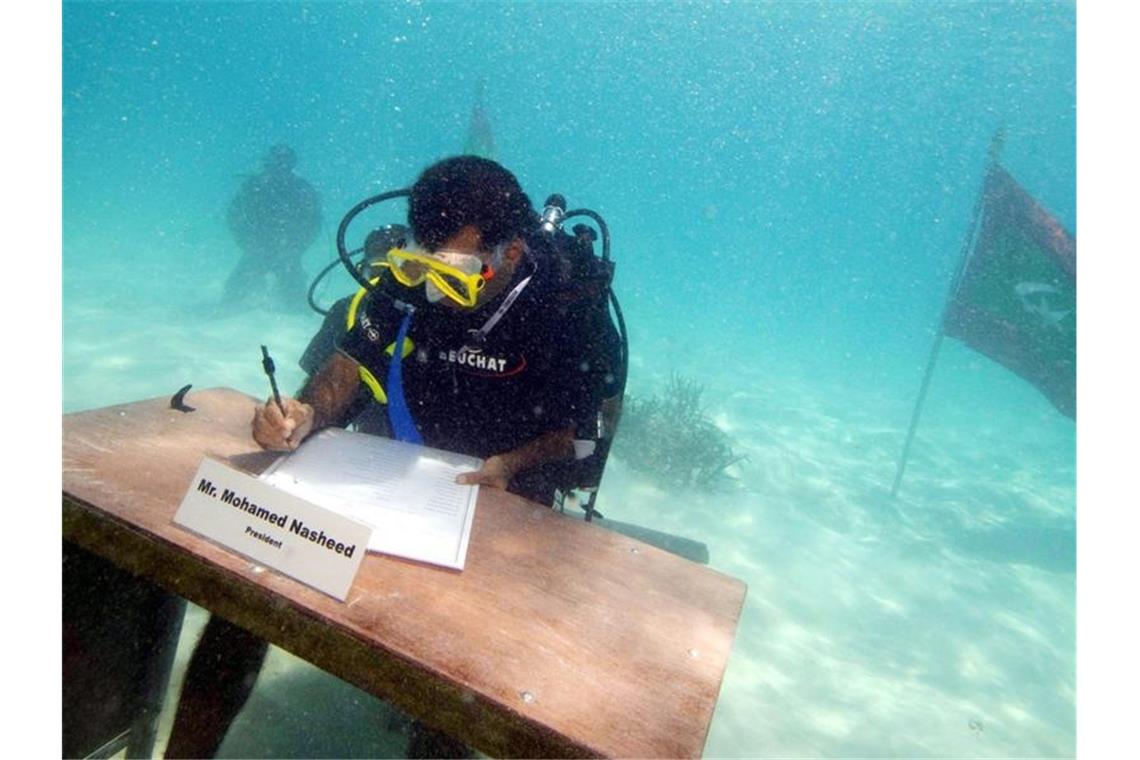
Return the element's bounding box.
[252,397,315,451]
[456,455,514,491]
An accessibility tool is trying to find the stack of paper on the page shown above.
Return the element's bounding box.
[261,428,481,570]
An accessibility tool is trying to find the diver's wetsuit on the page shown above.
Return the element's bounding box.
[223,168,321,307]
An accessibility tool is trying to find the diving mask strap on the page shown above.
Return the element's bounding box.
[386,308,423,444]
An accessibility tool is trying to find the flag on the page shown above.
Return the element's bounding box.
[462,80,496,160]
[943,165,1076,418]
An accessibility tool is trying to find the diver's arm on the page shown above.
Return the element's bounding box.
[251,351,360,450]
[296,350,362,432]
[456,425,576,490]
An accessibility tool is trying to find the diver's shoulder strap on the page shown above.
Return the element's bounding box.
[345,277,384,331]
[346,282,415,406]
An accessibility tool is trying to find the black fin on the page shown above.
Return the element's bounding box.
[170,384,195,413]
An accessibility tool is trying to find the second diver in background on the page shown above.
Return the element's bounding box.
[221,144,323,310]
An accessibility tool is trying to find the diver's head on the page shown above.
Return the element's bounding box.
[408,155,533,251]
[401,156,533,309]
[264,144,297,173]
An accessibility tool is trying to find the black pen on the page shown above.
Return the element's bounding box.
[261,345,286,416]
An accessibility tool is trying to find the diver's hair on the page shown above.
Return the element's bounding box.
[408,156,534,250]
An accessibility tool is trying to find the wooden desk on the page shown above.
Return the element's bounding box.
[63,388,747,758]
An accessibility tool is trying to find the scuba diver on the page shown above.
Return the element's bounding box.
[163,155,626,760]
[299,151,627,513]
[221,143,323,310]
[270,155,623,505]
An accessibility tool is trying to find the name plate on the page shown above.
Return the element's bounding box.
[174,458,372,601]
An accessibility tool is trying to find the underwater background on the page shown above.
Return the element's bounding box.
[62,1,1076,757]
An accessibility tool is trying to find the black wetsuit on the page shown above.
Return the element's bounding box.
[336,245,596,505]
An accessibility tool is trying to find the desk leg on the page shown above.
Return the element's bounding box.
[126,591,186,758]
[63,541,187,759]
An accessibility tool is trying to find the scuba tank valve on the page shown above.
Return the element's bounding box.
[539,194,567,235]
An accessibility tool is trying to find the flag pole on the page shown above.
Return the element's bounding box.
[890,129,1005,498]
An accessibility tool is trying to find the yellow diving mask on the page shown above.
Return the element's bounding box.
[385,246,498,307]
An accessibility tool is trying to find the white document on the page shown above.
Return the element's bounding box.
[260,428,481,570]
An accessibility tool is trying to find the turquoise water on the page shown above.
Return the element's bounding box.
[63,2,1076,757]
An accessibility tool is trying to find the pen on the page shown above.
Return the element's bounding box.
[261,345,286,416]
